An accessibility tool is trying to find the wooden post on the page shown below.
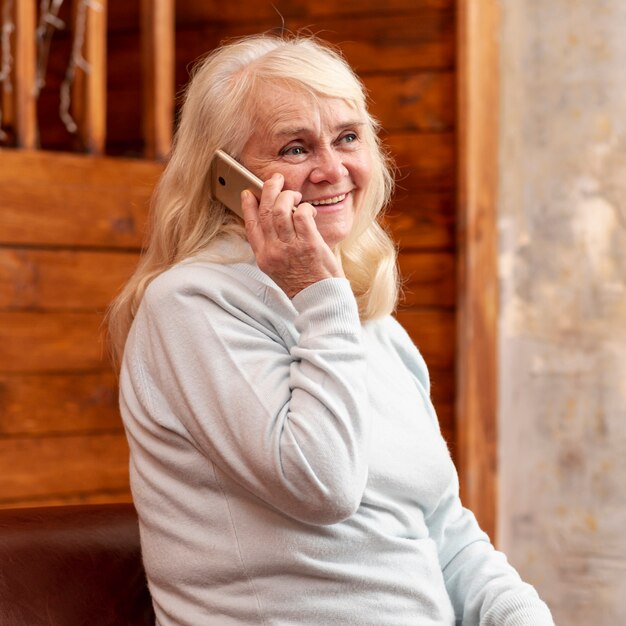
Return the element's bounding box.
[456,0,500,543]
[83,0,107,154]
[1,0,14,139]
[141,0,174,161]
[14,0,37,148]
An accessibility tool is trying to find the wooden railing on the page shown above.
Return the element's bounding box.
[1,0,174,159]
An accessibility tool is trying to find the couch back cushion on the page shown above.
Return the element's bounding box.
[0,503,154,625]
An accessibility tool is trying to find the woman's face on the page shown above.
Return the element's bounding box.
[240,85,373,248]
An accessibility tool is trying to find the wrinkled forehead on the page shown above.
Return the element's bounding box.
[248,83,363,141]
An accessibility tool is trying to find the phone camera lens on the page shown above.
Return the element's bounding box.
[218,176,226,186]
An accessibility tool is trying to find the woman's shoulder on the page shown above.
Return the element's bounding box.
[369,315,431,390]
[144,242,273,310]
[371,315,418,350]
[139,241,299,340]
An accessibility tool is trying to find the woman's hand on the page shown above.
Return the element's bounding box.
[241,173,345,298]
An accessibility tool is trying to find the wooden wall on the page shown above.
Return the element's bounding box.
[0,151,162,509]
[0,0,456,508]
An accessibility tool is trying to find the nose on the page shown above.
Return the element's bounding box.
[309,148,348,184]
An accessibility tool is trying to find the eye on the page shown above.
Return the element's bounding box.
[338,132,359,147]
[280,145,306,157]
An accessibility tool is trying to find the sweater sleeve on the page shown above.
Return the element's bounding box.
[427,485,555,625]
[133,266,369,526]
[386,318,555,626]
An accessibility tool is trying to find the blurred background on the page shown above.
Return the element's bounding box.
[0,1,624,623]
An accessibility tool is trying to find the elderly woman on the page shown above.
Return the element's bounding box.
[109,34,554,626]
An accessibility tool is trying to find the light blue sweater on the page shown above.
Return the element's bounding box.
[119,248,555,626]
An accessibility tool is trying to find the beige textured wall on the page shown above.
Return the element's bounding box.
[498,1,626,623]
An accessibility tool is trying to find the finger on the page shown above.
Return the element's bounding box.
[241,190,264,252]
[291,202,321,241]
[256,173,284,238]
[273,190,303,242]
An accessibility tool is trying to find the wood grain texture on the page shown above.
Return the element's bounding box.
[0,311,106,373]
[290,12,455,73]
[385,190,456,251]
[0,489,132,511]
[0,149,161,247]
[14,0,37,148]
[83,0,107,154]
[303,0,454,17]
[456,0,499,542]
[398,251,456,308]
[0,432,130,504]
[0,371,121,436]
[387,132,455,189]
[364,72,455,133]
[107,0,454,30]
[394,309,455,370]
[141,0,174,160]
[167,11,455,75]
[0,248,139,311]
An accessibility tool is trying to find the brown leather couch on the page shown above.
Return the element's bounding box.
[0,503,154,625]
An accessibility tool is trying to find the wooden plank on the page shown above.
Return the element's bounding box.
[165,11,454,86]
[364,72,455,133]
[0,489,132,511]
[0,432,130,503]
[289,11,455,73]
[0,183,150,247]
[428,364,454,408]
[456,0,500,542]
[0,148,161,186]
[387,131,456,189]
[398,251,456,308]
[141,0,174,160]
[0,248,139,311]
[14,0,37,148]
[107,0,454,31]
[1,0,16,142]
[385,190,456,251]
[395,309,455,370]
[0,149,161,247]
[83,0,107,154]
[0,311,106,373]
[0,371,121,436]
[305,0,454,17]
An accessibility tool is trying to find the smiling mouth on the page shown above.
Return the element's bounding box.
[309,193,347,207]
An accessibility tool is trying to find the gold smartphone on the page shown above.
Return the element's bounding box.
[210,149,263,218]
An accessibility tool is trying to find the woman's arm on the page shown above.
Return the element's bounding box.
[129,264,370,526]
[427,483,555,625]
[386,318,555,625]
